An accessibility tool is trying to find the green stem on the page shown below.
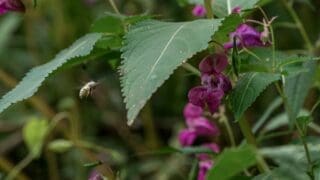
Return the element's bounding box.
[275,75,314,178]
[221,115,236,147]
[241,47,263,61]
[257,130,292,142]
[141,102,160,149]
[238,118,270,173]
[5,154,34,180]
[295,122,314,179]
[182,63,201,76]
[310,99,320,114]
[257,6,276,69]
[282,0,313,52]
[107,0,120,15]
[204,0,214,19]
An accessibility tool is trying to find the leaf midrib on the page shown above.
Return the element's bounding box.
[237,73,257,117]
[144,24,186,85]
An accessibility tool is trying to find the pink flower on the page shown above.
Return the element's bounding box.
[0,0,25,15]
[183,103,203,119]
[178,129,197,146]
[199,54,229,76]
[232,6,241,14]
[198,160,213,180]
[192,5,206,17]
[88,170,103,180]
[188,54,231,114]
[224,24,266,50]
[197,143,220,161]
[187,117,220,136]
[188,86,224,114]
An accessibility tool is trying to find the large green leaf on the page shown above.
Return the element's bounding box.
[284,60,316,125]
[229,72,280,121]
[120,19,221,125]
[207,145,257,180]
[0,33,102,114]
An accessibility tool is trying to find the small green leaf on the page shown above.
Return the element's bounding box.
[48,139,73,153]
[284,60,316,125]
[261,143,320,171]
[253,166,310,180]
[0,33,102,114]
[263,110,309,132]
[297,115,312,136]
[207,145,257,180]
[212,14,242,44]
[90,15,123,34]
[23,118,49,158]
[120,19,222,125]
[229,72,280,121]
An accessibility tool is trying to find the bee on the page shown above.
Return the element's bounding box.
[79,81,99,99]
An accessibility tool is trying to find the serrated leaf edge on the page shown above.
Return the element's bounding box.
[0,33,102,114]
[119,20,223,125]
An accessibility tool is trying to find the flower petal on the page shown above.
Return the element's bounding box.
[183,103,203,119]
[199,54,228,75]
[205,89,224,113]
[198,160,213,180]
[192,5,206,17]
[0,0,25,15]
[188,86,208,108]
[178,129,197,146]
[189,117,220,136]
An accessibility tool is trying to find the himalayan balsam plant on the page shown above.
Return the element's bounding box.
[0,0,320,179]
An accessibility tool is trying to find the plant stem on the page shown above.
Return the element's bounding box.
[238,118,270,173]
[310,99,320,114]
[280,2,314,178]
[241,47,263,61]
[107,0,120,15]
[282,0,313,52]
[204,0,214,19]
[220,115,236,147]
[0,157,30,180]
[182,63,201,77]
[5,153,34,180]
[275,81,315,178]
[295,121,314,179]
[141,102,160,149]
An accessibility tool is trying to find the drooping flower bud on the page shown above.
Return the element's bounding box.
[192,4,206,17]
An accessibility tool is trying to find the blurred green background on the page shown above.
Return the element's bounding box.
[0,0,320,179]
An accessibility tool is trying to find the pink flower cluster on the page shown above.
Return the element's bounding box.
[179,103,220,180]
[0,0,25,15]
[183,6,271,179]
[188,54,232,114]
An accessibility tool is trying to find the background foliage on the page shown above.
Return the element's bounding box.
[0,0,320,179]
